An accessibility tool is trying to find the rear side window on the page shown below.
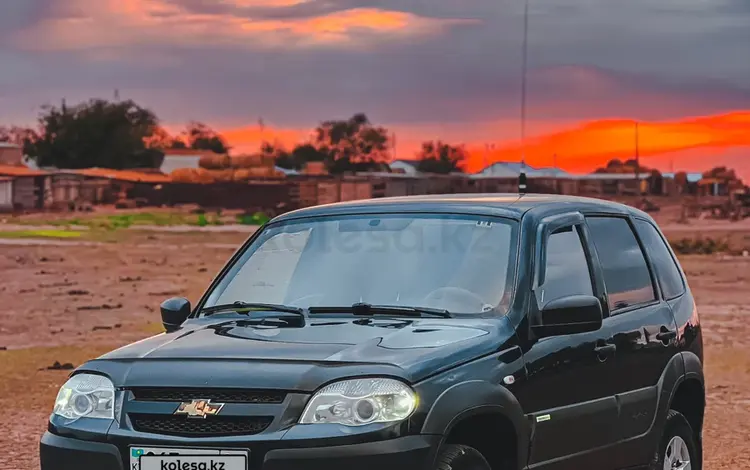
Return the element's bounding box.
[585,217,656,311]
[633,219,685,299]
[537,226,594,307]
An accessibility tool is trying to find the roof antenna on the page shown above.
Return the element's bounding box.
[518,0,530,195]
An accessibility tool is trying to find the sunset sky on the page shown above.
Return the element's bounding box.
[1,0,749,177]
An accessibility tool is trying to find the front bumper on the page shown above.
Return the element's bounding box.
[40,431,439,470]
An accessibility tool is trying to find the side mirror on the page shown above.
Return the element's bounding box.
[160,297,191,333]
[532,294,602,338]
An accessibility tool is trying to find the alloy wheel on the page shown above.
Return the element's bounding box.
[663,436,691,470]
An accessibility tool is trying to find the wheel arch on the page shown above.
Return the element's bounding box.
[421,380,529,470]
[669,352,706,439]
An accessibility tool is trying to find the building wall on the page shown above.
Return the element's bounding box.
[12,176,36,209]
[160,155,201,174]
[0,146,23,166]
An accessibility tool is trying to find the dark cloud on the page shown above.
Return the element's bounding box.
[0,0,748,127]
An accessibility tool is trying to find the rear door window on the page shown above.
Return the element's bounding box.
[633,219,685,300]
[537,226,594,308]
[585,216,656,312]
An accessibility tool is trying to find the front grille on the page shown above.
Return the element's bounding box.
[130,414,273,437]
[131,388,286,404]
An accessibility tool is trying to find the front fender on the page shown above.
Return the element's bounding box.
[420,380,529,470]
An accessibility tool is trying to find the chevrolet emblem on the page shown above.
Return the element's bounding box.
[174,399,225,419]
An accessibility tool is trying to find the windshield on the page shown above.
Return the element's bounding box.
[202,214,518,316]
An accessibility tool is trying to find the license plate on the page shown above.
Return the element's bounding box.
[129,447,248,470]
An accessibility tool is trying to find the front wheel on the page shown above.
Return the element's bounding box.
[436,444,491,470]
[651,410,700,470]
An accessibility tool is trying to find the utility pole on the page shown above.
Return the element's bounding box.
[258,117,265,152]
[518,0,530,194]
[635,121,642,196]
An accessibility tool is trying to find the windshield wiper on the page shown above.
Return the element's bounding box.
[308,302,452,318]
[201,301,305,317]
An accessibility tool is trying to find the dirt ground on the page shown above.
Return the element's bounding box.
[1,227,749,469]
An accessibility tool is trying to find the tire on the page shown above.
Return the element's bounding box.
[436,444,491,470]
[650,410,701,470]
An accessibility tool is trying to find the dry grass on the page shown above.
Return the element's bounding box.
[0,227,749,469]
[0,345,119,470]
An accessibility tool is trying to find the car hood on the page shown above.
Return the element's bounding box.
[83,315,515,391]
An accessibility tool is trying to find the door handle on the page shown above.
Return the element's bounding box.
[594,344,617,360]
[656,330,677,343]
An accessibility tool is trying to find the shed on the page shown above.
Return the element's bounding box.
[58,168,171,184]
[55,168,171,206]
[0,165,50,210]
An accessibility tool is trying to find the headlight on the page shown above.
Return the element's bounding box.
[299,378,417,426]
[53,374,115,421]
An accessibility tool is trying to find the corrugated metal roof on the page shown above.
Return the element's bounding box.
[0,165,49,177]
[356,171,416,178]
[474,162,570,178]
[390,159,421,166]
[57,168,171,183]
[571,172,653,180]
[275,166,299,175]
[661,172,704,183]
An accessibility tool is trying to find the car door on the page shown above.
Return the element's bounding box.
[517,213,620,470]
[583,215,681,467]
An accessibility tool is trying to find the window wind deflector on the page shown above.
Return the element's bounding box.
[201,301,305,317]
[308,303,452,318]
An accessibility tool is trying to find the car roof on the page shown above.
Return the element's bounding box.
[272,193,651,223]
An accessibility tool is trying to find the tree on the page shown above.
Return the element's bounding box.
[416,140,466,174]
[313,113,391,173]
[24,99,165,169]
[183,121,229,154]
[274,143,326,170]
[595,158,659,176]
[144,126,187,150]
[258,141,292,168]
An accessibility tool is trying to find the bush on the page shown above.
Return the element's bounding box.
[237,212,270,226]
[671,237,730,255]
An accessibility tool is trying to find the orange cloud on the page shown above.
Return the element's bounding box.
[463,111,750,175]
[221,123,309,152]
[14,0,475,51]
[218,111,750,179]
[226,0,310,6]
